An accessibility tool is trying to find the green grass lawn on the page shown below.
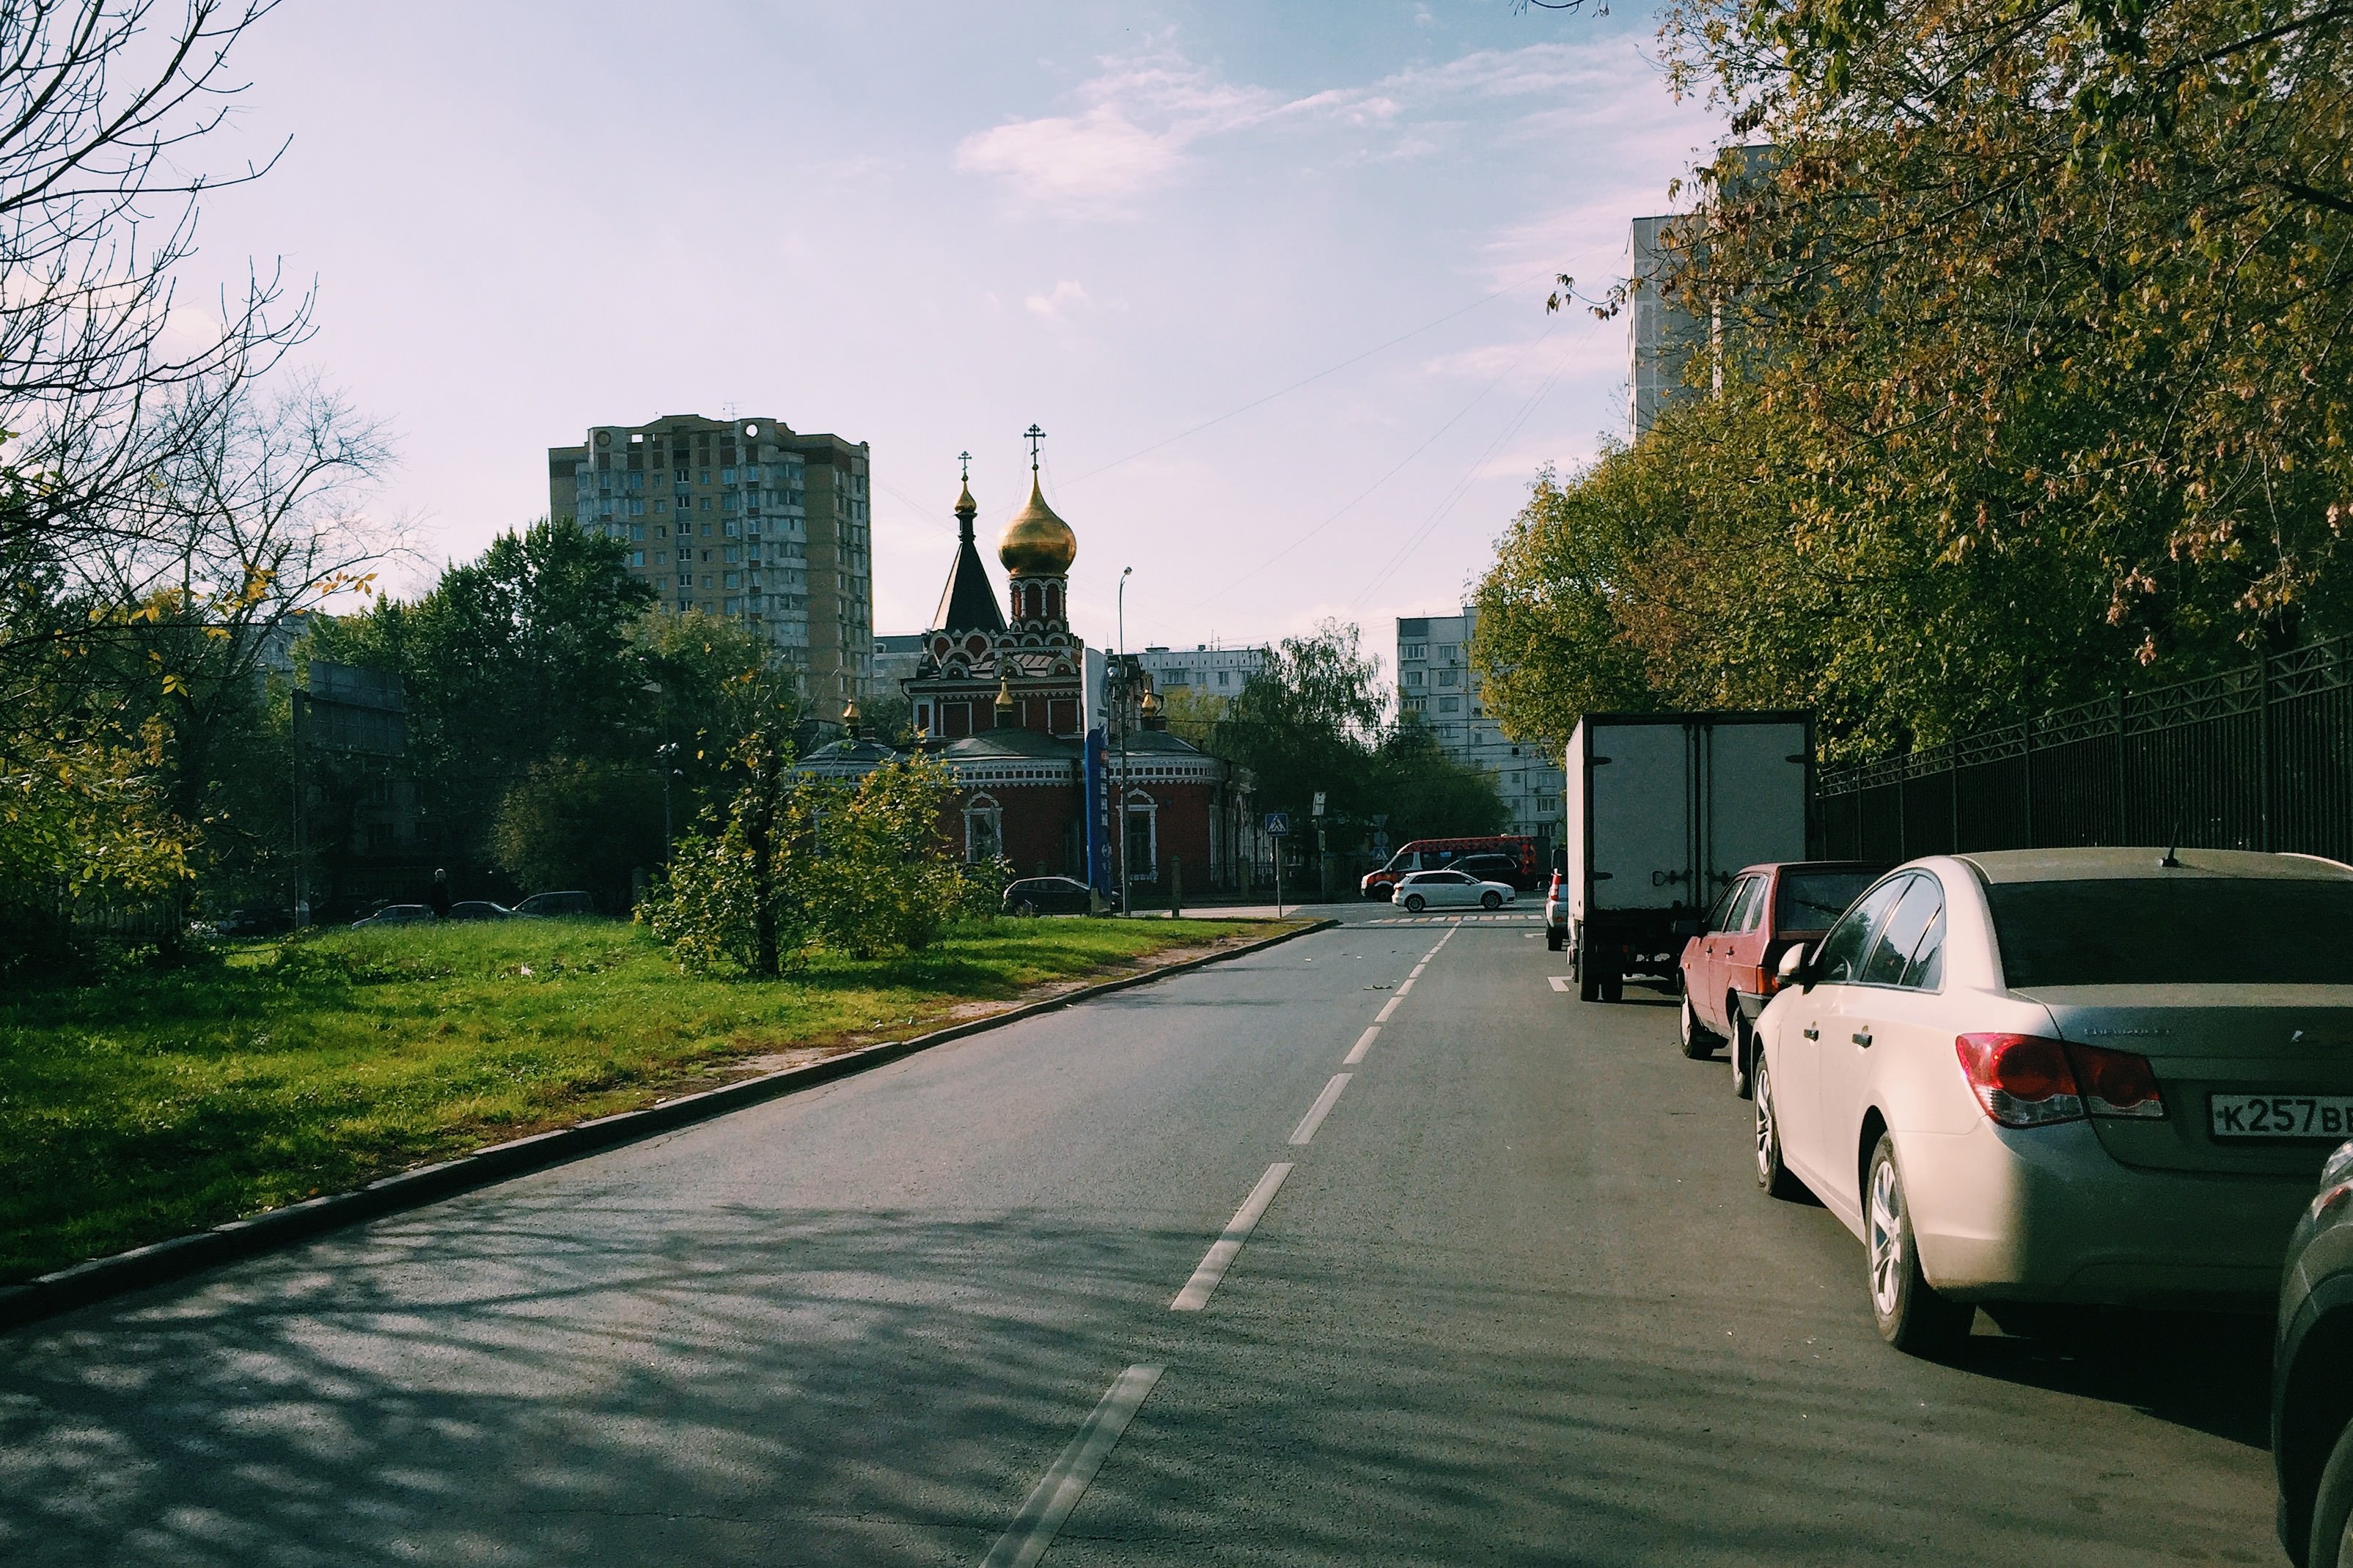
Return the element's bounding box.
[0,914,1279,1281]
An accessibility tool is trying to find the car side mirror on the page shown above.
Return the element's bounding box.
[1776,943,1811,990]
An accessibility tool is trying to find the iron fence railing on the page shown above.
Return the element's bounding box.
[1816,637,2353,865]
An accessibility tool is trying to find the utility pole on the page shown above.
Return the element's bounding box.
[290,688,308,926]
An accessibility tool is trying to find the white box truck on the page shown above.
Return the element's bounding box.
[1563,711,1813,1001]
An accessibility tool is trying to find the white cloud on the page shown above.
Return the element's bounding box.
[955,40,1690,218]
[1024,279,1094,320]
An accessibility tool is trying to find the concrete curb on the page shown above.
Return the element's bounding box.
[0,917,1337,1335]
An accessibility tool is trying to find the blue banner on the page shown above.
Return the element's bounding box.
[1084,727,1111,896]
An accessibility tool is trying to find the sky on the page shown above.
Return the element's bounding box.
[188,1,1720,660]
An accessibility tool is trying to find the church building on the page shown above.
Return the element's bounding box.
[898,450,1229,893]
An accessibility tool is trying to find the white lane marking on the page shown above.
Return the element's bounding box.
[981,1363,1165,1567]
[1394,976,1414,997]
[1289,1073,1353,1145]
[1375,996,1401,1023]
[1409,964,1426,979]
[1548,976,1572,992]
[1345,1026,1379,1064]
[1171,1162,1294,1311]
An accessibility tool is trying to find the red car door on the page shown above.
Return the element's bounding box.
[1720,873,1772,1029]
[1684,875,1753,1037]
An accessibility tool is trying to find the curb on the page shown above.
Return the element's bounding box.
[0,917,1338,1335]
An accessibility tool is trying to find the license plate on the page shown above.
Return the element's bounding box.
[2209,1094,2353,1140]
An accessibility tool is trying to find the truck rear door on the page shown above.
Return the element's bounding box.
[1590,721,1692,912]
[1702,720,1809,901]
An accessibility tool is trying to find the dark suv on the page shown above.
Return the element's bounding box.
[2276,1139,2353,1566]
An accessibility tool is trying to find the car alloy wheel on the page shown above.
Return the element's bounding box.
[1865,1134,1973,1357]
[1481,891,1502,910]
[1403,894,1425,913]
[1754,1061,1805,1200]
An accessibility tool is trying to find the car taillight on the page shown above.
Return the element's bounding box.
[1955,1034,2085,1127]
[2066,1041,2167,1120]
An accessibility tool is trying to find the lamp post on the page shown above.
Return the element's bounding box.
[1116,565,1132,916]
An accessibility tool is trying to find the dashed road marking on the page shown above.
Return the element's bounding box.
[981,1363,1165,1568]
[1172,1163,1294,1311]
[1289,1073,1352,1145]
[1549,976,1572,992]
[1345,1026,1379,1064]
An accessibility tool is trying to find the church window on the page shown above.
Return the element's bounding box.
[963,795,1003,864]
[1121,790,1159,884]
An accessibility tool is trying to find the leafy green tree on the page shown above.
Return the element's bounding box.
[491,757,664,902]
[639,729,816,976]
[808,754,964,960]
[1370,722,1510,843]
[1216,620,1386,827]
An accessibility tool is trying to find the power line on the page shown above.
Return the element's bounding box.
[1349,335,1582,610]
[1057,268,1559,491]
[1153,314,1563,633]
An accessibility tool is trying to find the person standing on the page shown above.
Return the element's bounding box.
[427,868,453,921]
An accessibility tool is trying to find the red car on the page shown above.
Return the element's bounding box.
[1675,860,1886,1097]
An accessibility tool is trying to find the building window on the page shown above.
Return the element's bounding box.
[1122,790,1158,883]
[1402,643,1428,661]
[724,572,740,588]
[1439,696,1461,713]
[1404,670,1424,687]
[629,551,645,567]
[676,573,691,587]
[1438,669,1458,687]
[963,795,1004,863]
[722,467,735,485]
[1217,670,1230,687]
[1438,644,1458,661]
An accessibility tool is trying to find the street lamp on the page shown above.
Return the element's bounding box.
[1115,567,1134,915]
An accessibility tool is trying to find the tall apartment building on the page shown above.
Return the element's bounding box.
[547,413,877,704]
[1628,214,1702,439]
[1135,643,1266,698]
[1395,608,1565,844]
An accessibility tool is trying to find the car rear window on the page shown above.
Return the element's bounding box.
[1776,870,1880,932]
[1986,877,2353,987]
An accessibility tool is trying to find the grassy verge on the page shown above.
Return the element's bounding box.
[0,914,1282,1281]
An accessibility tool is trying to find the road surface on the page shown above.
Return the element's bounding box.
[0,905,2280,1565]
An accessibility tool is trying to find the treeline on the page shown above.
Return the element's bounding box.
[1167,620,1510,850]
[1475,0,2353,758]
[306,520,796,913]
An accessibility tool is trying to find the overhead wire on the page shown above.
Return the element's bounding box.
[1153,312,1564,633]
[1348,334,1583,610]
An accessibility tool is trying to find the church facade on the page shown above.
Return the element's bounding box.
[891,457,1232,893]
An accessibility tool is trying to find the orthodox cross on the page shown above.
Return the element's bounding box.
[958,450,971,480]
[1024,424,1047,472]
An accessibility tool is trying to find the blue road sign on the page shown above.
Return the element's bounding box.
[1264,811,1291,836]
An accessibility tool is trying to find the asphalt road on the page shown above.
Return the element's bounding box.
[0,905,2283,1565]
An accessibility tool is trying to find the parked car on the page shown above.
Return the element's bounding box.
[350,904,434,929]
[1392,869,1515,913]
[1362,835,1543,899]
[213,906,291,938]
[1752,846,2353,1358]
[515,890,595,916]
[1545,871,1568,950]
[1004,876,1095,916]
[448,900,515,921]
[2276,1139,2353,1568]
[1675,861,1886,1092]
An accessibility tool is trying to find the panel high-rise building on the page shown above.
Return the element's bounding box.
[547,413,876,704]
[1395,607,1565,845]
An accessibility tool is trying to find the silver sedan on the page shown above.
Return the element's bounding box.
[1752,847,2353,1355]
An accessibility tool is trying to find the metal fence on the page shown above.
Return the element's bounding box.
[1816,637,2353,864]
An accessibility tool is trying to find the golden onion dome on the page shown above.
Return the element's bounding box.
[955,478,977,519]
[998,475,1077,577]
[1139,688,1163,716]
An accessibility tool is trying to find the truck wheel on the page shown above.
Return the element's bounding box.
[1599,961,1623,1004]
[1576,936,1601,1001]
[1546,927,1563,952]
[1678,995,1718,1059]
